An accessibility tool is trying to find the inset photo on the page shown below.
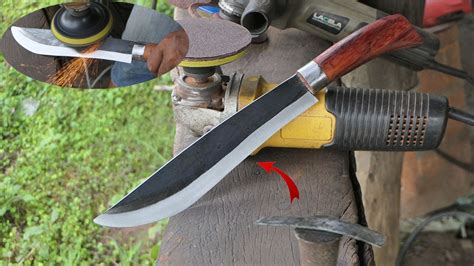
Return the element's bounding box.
[1,1,189,88]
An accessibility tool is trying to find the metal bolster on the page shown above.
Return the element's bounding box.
[132,44,146,61]
[297,61,329,94]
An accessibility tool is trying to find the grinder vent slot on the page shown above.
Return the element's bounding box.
[386,114,427,147]
[324,86,443,151]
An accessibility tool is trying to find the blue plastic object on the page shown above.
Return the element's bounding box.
[197,5,220,14]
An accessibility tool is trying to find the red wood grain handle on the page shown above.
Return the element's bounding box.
[315,14,423,81]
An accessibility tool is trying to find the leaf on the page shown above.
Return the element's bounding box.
[21,194,35,202]
[114,98,124,106]
[50,209,59,223]
[149,243,160,261]
[23,225,44,240]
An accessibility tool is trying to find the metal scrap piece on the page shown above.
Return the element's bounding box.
[257,215,385,247]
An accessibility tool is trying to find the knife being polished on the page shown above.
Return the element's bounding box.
[94,15,423,227]
[10,26,156,63]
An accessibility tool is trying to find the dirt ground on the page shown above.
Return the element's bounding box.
[403,232,473,266]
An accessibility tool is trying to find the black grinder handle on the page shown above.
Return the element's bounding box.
[324,86,448,151]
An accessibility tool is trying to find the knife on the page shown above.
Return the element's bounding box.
[10,26,155,64]
[94,15,423,227]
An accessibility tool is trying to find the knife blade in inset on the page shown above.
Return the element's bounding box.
[10,26,148,63]
[94,15,423,227]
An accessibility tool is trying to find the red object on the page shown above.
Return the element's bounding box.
[257,162,300,203]
[314,15,422,81]
[424,0,472,27]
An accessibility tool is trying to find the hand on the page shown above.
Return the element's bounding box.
[144,28,189,77]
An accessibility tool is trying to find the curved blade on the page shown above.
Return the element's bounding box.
[10,26,133,63]
[94,76,318,227]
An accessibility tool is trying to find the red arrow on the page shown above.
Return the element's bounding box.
[257,162,300,203]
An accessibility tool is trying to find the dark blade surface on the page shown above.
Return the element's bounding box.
[94,75,318,227]
[99,37,137,54]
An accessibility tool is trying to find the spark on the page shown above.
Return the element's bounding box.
[48,42,102,88]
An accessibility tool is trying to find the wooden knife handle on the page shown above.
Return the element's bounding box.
[314,14,423,81]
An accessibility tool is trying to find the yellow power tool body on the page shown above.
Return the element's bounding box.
[240,76,449,153]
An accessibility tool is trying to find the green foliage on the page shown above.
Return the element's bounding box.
[1,0,175,264]
[129,0,174,16]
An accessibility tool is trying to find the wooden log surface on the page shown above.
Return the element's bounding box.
[159,8,375,265]
[159,146,368,265]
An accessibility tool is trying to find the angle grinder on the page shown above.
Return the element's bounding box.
[171,17,473,155]
[51,1,113,47]
[212,0,474,84]
[174,18,251,110]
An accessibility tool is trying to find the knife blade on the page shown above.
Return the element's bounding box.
[10,26,147,63]
[94,15,423,227]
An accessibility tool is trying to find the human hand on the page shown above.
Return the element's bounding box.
[144,28,188,77]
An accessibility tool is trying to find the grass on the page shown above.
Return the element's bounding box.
[1,0,175,264]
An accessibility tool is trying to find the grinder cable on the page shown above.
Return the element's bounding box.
[448,106,474,126]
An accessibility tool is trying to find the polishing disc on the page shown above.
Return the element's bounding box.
[177,18,251,67]
[51,2,113,47]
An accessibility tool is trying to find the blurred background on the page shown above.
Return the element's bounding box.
[1,0,175,264]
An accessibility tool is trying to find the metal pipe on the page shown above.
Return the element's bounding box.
[295,229,340,266]
[240,0,275,36]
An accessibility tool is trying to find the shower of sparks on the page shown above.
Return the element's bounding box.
[48,42,102,88]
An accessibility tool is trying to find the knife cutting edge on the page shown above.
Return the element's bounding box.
[93,14,423,227]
